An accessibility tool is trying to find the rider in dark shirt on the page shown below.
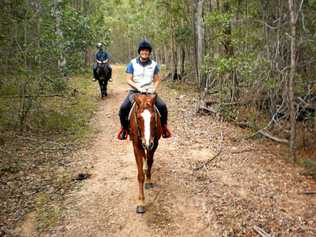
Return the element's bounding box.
[92,43,112,81]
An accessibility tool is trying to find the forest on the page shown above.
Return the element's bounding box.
[1,0,315,158]
[0,0,316,236]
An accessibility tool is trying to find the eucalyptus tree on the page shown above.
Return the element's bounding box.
[200,0,316,156]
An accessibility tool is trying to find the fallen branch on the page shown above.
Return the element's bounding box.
[146,190,161,208]
[193,131,223,171]
[198,105,218,114]
[219,101,251,106]
[253,225,273,237]
[245,129,289,144]
[234,121,251,129]
[258,130,289,144]
[301,191,316,195]
[193,149,222,171]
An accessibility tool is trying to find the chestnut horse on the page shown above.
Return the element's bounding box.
[129,93,162,214]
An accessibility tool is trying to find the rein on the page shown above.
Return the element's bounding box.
[153,107,158,139]
[133,104,142,139]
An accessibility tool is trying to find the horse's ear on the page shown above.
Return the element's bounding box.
[150,94,157,105]
[134,95,141,105]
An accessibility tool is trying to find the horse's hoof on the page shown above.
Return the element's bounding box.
[136,205,145,214]
[145,183,154,189]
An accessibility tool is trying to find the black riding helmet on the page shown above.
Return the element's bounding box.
[138,40,152,54]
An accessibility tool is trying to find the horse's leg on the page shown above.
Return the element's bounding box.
[145,145,157,189]
[144,153,154,189]
[101,79,106,97]
[104,79,108,96]
[97,79,103,97]
[134,145,146,213]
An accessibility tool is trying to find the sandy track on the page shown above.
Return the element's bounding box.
[45,65,316,237]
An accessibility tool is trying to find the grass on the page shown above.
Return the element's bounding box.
[0,73,98,136]
[302,159,316,180]
[35,75,98,136]
[34,192,62,232]
[0,74,99,175]
[0,73,100,234]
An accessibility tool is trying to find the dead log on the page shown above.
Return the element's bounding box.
[258,130,289,144]
[301,191,316,195]
[197,105,218,114]
[253,225,272,237]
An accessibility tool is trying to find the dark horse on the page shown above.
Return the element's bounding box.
[96,59,111,98]
[129,93,162,214]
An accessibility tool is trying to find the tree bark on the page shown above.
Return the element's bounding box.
[54,0,66,76]
[288,0,297,161]
[171,34,178,80]
[180,46,185,78]
[195,0,205,87]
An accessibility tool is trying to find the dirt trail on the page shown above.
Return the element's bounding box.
[42,65,315,237]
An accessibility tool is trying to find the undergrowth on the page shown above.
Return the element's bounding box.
[165,80,316,180]
[0,74,99,235]
[0,74,98,138]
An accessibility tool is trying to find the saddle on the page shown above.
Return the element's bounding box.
[128,102,161,121]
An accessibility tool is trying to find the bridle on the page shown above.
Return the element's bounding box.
[133,101,159,150]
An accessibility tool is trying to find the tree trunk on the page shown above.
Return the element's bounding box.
[171,24,179,80]
[83,0,90,67]
[288,0,297,161]
[54,0,66,76]
[164,45,170,72]
[180,46,185,78]
[195,0,205,87]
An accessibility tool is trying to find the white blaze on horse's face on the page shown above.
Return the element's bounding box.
[141,109,152,147]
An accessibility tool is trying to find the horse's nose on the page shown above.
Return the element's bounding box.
[148,142,154,150]
[142,142,154,151]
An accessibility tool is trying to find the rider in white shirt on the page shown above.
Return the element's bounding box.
[117,40,171,140]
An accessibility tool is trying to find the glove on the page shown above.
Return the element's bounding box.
[146,88,156,94]
[137,86,147,93]
[140,87,156,94]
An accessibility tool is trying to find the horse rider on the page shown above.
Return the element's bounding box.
[117,39,172,140]
[92,42,112,82]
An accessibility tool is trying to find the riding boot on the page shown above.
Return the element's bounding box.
[109,66,113,82]
[93,64,98,81]
[161,124,172,138]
